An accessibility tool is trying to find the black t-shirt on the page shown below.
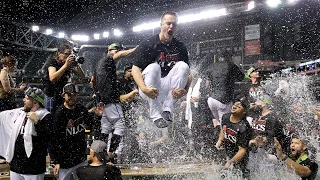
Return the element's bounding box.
[94,54,120,104]
[221,113,252,157]
[290,156,318,180]
[52,104,93,169]
[133,34,189,78]
[44,59,71,99]
[205,61,244,104]
[10,114,54,174]
[76,164,122,180]
[251,112,287,151]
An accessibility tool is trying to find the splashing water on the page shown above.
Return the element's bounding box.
[120,69,319,179]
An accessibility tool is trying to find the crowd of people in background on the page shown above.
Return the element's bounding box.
[0,10,319,180]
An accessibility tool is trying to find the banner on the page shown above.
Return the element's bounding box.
[245,40,260,56]
[245,24,260,40]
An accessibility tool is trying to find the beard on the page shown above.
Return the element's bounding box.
[23,105,32,112]
[66,99,76,107]
[291,150,302,158]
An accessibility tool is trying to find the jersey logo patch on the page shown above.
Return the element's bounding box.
[157,52,180,68]
[223,125,238,143]
[252,119,266,132]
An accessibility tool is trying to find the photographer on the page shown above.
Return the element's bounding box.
[43,44,85,114]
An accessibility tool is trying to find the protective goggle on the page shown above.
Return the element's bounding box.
[25,87,44,104]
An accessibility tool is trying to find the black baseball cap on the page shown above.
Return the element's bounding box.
[236,97,250,111]
[62,83,78,95]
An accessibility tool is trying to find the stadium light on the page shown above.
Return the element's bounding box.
[247,1,255,11]
[266,0,281,8]
[287,0,297,3]
[45,29,53,35]
[71,35,89,41]
[179,8,227,23]
[113,29,122,37]
[132,7,227,32]
[94,33,100,40]
[58,32,65,38]
[32,25,39,32]
[133,22,159,32]
[103,31,109,38]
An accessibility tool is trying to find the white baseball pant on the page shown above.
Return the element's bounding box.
[207,97,232,126]
[139,62,190,122]
[10,171,44,180]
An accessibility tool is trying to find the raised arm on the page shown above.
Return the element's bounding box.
[113,46,138,61]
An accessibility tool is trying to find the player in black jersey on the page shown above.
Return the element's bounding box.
[275,137,318,180]
[215,98,252,178]
[132,11,192,128]
[51,83,94,180]
[247,94,288,177]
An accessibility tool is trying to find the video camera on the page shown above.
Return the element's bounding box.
[70,47,85,67]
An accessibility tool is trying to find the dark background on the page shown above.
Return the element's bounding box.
[0,0,320,78]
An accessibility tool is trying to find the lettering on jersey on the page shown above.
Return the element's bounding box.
[157,52,180,68]
[223,125,237,143]
[66,118,85,136]
[252,119,266,132]
[249,87,264,99]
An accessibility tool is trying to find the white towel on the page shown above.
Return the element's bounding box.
[185,87,193,129]
[0,108,23,159]
[0,108,49,162]
[185,78,202,129]
[24,108,50,158]
[191,78,202,108]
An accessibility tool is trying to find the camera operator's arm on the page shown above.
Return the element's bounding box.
[49,56,73,82]
[113,46,138,61]
[71,64,85,79]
